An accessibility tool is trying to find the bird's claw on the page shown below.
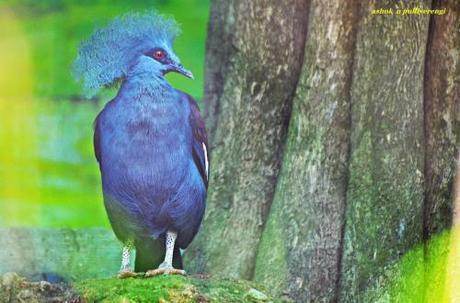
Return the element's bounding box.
[145,268,186,277]
[117,270,138,279]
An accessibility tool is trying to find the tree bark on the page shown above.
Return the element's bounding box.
[185,0,309,279]
[423,2,460,301]
[253,1,358,301]
[202,0,238,142]
[423,0,460,239]
[188,1,460,302]
[338,1,430,301]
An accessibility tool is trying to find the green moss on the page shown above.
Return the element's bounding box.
[74,275,278,303]
[253,184,288,295]
[363,229,455,303]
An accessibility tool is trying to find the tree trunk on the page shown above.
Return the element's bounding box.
[253,1,358,301]
[338,1,430,301]
[185,0,309,279]
[188,1,460,302]
[423,0,460,239]
[423,1,460,300]
[202,0,238,142]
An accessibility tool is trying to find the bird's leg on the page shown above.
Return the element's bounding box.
[145,231,186,277]
[117,240,137,278]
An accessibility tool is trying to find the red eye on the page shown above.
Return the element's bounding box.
[153,50,165,60]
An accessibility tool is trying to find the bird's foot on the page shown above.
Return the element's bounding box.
[117,270,138,279]
[145,262,186,277]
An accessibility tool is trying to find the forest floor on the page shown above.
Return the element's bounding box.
[0,272,281,303]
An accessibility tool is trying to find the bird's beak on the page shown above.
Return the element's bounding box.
[170,63,194,79]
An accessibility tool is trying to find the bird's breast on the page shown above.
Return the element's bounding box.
[99,98,192,195]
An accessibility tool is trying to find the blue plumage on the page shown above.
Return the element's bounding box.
[74,11,208,276]
[73,11,180,96]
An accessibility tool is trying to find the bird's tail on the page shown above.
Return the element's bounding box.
[134,237,183,272]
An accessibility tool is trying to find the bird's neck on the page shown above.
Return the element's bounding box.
[122,73,173,99]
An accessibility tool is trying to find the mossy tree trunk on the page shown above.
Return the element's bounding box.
[187,0,460,302]
[186,0,309,279]
[422,2,460,300]
[201,0,238,142]
[423,0,460,238]
[337,1,430,301]
[254,1,358,302]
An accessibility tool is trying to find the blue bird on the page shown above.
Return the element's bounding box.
[73,12,208,277]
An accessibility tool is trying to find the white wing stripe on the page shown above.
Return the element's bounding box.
[202,142,209,180]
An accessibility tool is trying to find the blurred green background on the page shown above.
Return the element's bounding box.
[0,0,209,227]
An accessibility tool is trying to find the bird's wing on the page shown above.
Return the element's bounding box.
[93,99,117,164]
[93,100,114,164]
[93,113,102,164]
[186,94,209,188]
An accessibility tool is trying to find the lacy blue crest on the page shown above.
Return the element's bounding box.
[73,11,180,96]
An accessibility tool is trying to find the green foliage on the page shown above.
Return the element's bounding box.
[0,99,108,227]
[2,0,209,99]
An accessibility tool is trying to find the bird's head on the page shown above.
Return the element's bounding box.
[73,11,192,96]
[137,45,193,80]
